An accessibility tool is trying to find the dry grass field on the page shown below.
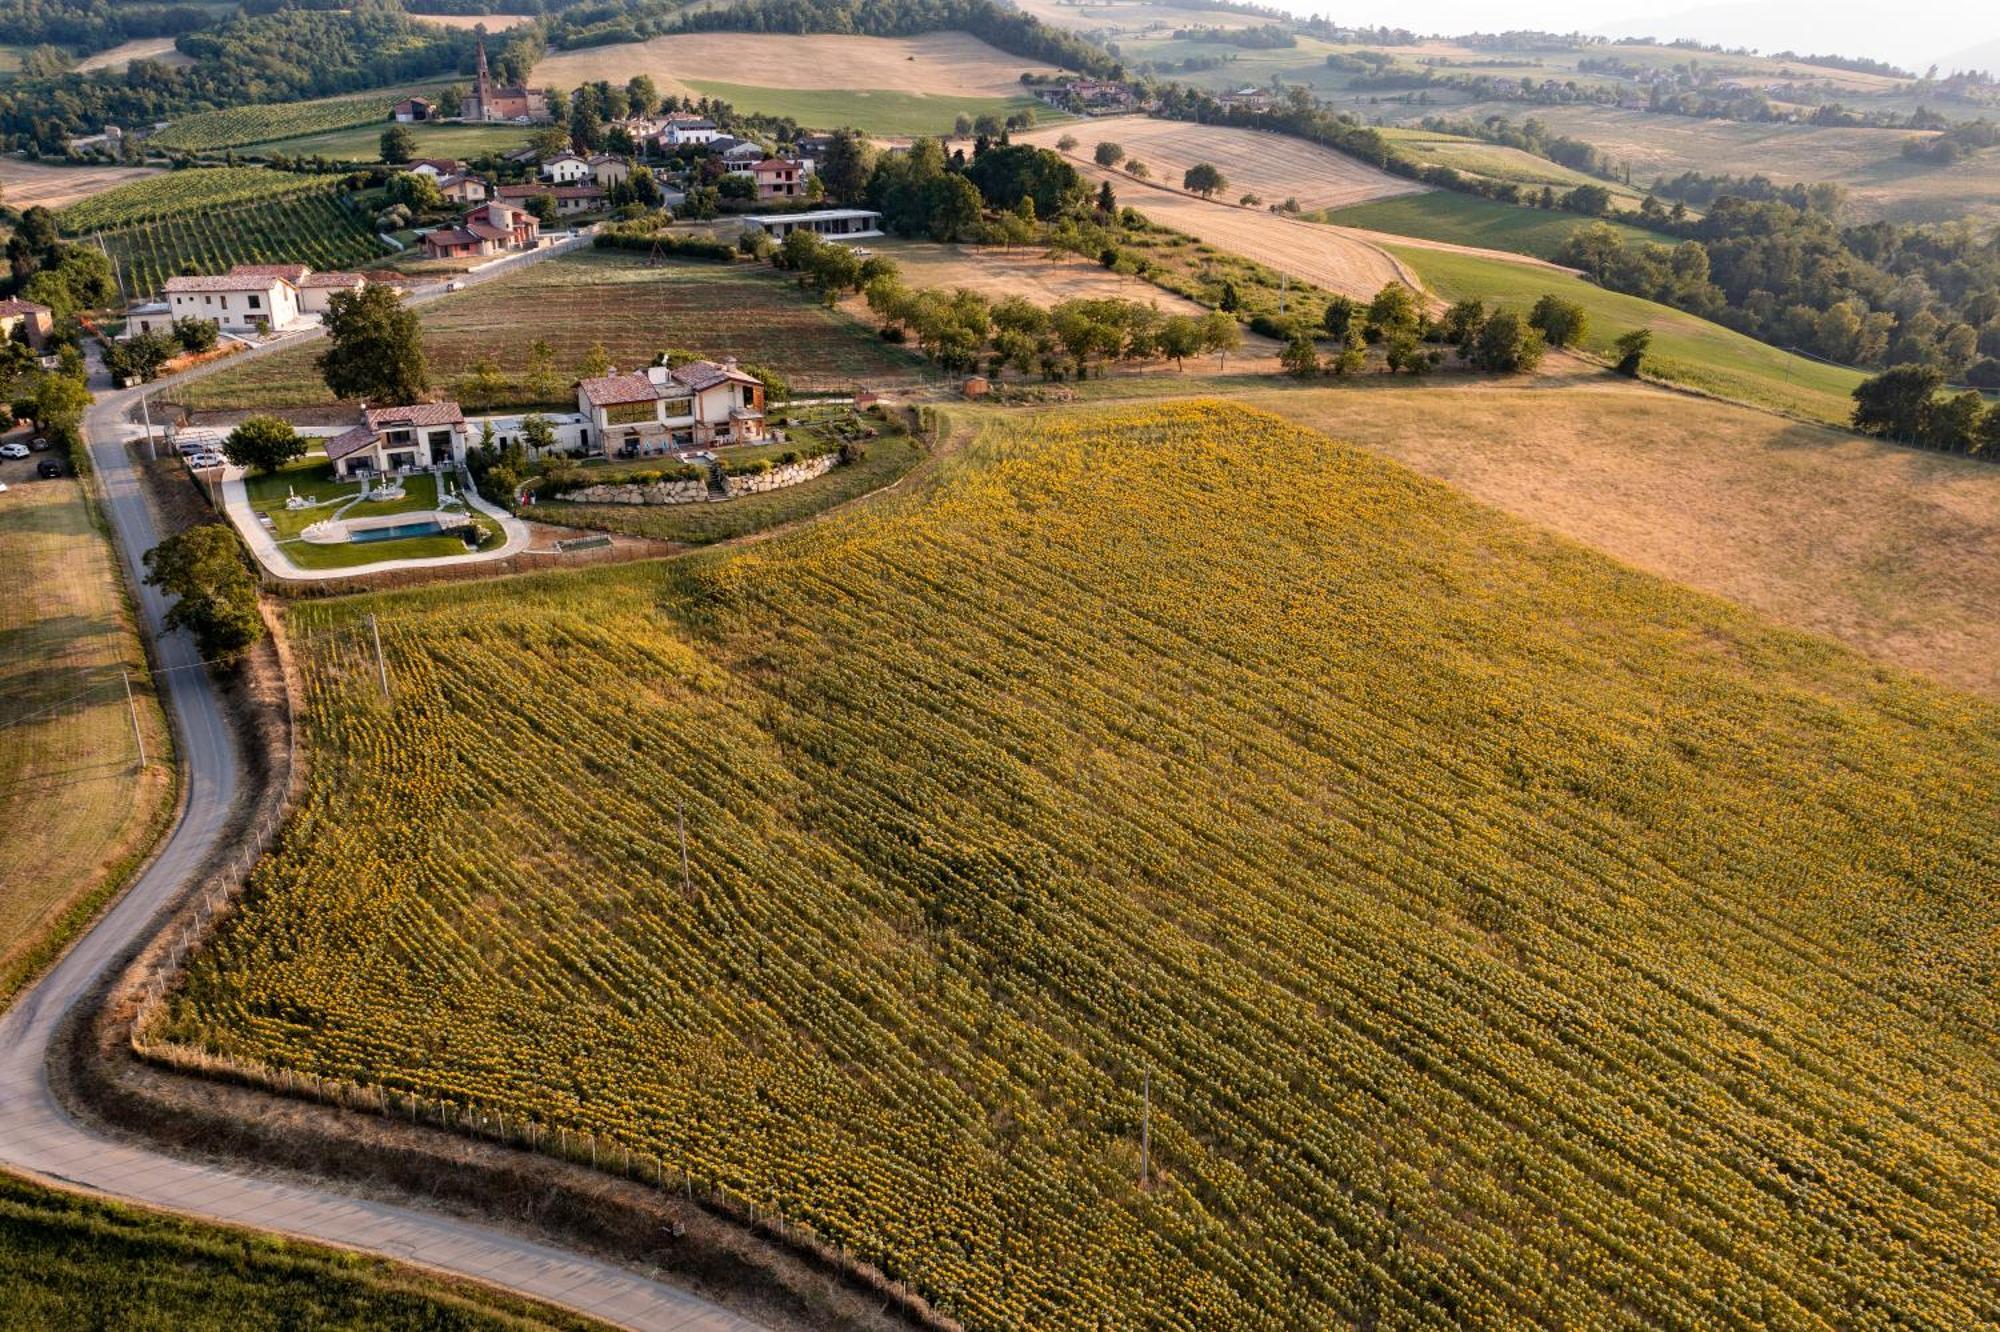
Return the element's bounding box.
[855,236,1229,314]
[411,13,533,31]
[1023,118,1426,213]
[533,32,1058,101]
[73,37,194,72]
[0,158,160,212]
[0,464,171,999]
[1223,378,2000,700]
[1006,0,1266,32]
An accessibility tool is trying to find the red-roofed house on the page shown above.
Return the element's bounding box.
[575,358,764,454]
[437,173,489,204]
[0,298,54,351]
[324,401,468,478]
[422,201,538,258]
[750,158,804,200]
[494,183,606,216]
[296,271,366,315]
[162,266,303,332]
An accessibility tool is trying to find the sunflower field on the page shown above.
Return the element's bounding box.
[162,401,2000,1330]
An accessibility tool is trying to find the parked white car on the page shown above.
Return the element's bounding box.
[186,452,227,469]
[0,442,28,460]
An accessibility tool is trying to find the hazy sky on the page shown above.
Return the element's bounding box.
[1257,0,1996,71]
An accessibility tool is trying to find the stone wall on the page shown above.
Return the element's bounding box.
[723,451,840,498]
[560,477,710,506]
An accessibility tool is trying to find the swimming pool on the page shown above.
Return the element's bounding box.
[350,518,445,543]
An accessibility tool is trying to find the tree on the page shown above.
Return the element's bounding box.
[1440,298,1486,351]
[223,416,305,475]
[1124,159,1149,179]
[1219,280,1241,313]
[173,316,218,354]
[318,285,428,405]
[436,84,463,118]
[1329,325,1367,376]
[1094,141,1124,167]
[818,130,871,205]
[524,338,560,402]
[462,355,507,408]
[1323,295,1359,339]
[1183,163,1226,198]
[1057,133,1078,151]
[380,124,416,165]
[1155,315,1203,371]
[1199,311,1241,365]
[1976,402,2000,458]
[529,125,570,159]
[1471,311,1546,373]
[1922,391,1986,453]
[1095,180,1117,216]
[525,192,560,226]
[922,173,983,243]
[520,413,558,455]
[1528,294,1590,350]
[1613,328,1651,377]
[143,526,265,659]
[28,371,91,453]
[1364,283,1421,345]
[388,171,444,213]
[1280,334,1320,378]
[626,74,659,115]
[1851,364,1943,442]
[579,342,612,379]
[114,331,176,383]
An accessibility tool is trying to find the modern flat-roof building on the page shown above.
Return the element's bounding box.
[743,209,882,241]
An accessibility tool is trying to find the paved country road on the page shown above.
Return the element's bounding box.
[0,250,770,1331]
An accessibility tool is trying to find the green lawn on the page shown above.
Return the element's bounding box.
[244,120,537,163]
[1379,128,1653,208]
[245,459,501,570]
[549,430,921,544]
[1323,191,1664,261]
[1387,244,1867,424]
[683,81,1068,135]
[0,1170,602,1330]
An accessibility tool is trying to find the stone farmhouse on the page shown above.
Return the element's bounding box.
[588,154,630,188]
[461,43,551,123]
[325,402,469,478]
[577,359,766,455]
[0,298,54,351]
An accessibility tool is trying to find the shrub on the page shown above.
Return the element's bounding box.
[1529,295,1590,350]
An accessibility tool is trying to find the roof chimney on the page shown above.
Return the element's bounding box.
[645,365,670,386]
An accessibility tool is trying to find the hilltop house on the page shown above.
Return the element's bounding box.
[461,42,551,123]
[0,298,54,351]
[162,265,305,333]
[393,96,434,123]
[655,115,720,147]
[576,359,765,454]
[325,402,468,478]
[422,200,540,258]
[539,151,590,184]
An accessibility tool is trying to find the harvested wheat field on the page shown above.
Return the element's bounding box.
[73,37,194,72]
[533,31,1058,102]
[1233,377,2000,700]
[0,158,160,212]
[1024,118,1425,213]
[1009,0,1267,32]
[411,12,534,31]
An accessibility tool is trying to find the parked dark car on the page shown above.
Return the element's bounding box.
[37,460,65,479]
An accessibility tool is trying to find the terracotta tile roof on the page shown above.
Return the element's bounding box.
[297,272,364,288]
[227,263,309,284]
[324,424,377,462]
[751,158,798,172]
[422,227,481,248]
[0,298,51,317]
[578,372,659,407]
[464,221,513,241]
[164,273,286,293]
[495,184,604,201]
[669,359,759,391]
[365,401,464,430]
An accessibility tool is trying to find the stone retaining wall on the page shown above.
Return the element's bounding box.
[557,452,842,507]
[723,452,841,498]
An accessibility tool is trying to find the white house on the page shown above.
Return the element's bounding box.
[658,116,720,147]
[715,139,765,170]
[576,359,765,455]
[324,402,468,478]
[744,208,882,241]
[540,151,590,184]
[162,264,305,333]
[296,271,366,315]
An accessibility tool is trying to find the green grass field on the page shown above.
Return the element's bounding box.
[0,1171,602,1330]
[1387,244,1867,423]
[160,399,2000,1330]
[243,120,537,164]
[549,430,922,544]
[1323,190,1661,261]
[174,251,930,413]
[683,81,1066,135]
[147,81,453,154]
[1379,128,1652,208]
[243,461,501,571]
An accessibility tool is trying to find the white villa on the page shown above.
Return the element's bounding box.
[539,151,590,184]
[744,209,883,241]
[325,402,469,478]
[576,359,766,455]
[161,264,306,333]
[655,116,720,147]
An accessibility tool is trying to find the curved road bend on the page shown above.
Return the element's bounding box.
[0,313,766,1330]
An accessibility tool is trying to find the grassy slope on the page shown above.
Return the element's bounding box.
[683,81,1065,135]
[0,471,173,1000]
[0,1171,603,1330]
[174,251,930,413]
[167,401,2000,1331]
[1322,190,1660,261]
[1388,243,1866,423]
[243,121,536,163]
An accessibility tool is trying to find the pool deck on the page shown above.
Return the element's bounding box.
[220,460,533,580]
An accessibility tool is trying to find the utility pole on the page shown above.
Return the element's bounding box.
[1140,1068,1150,1191]
[138,390,155,461]
[368,613,389,698]
[122,670,145,769]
